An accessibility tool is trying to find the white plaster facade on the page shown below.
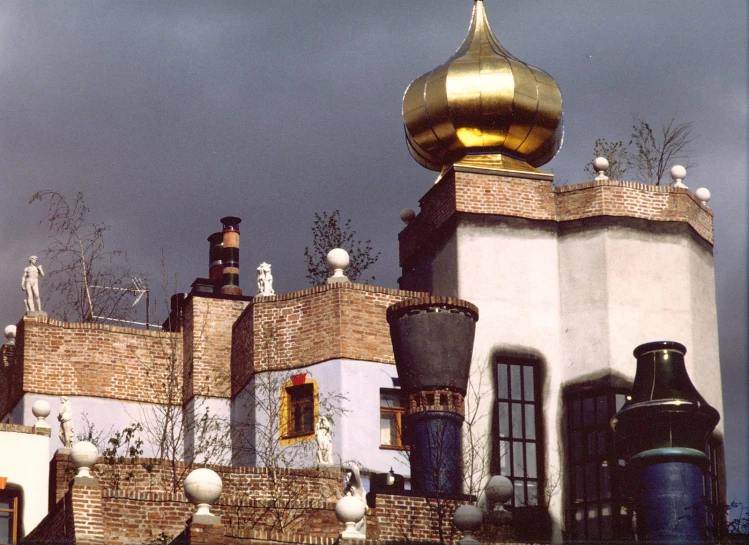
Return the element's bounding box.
[0,427,50,538]
[231,358,410,486]
[402,212,724,537]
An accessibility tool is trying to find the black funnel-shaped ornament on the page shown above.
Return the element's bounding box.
[387,297,479,396]
[387,296,478,495]
[612,341,721,543]
[611,341,719,455]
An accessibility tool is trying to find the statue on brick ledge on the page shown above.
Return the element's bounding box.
[256,262,275,296]
[22,255,45,313]
[58,396,74,449]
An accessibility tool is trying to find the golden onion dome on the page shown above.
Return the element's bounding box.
[403,0,563,176]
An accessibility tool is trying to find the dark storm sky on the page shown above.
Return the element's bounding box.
[1,2,746,506]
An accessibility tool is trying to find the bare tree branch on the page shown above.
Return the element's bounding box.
[304,210,380,286]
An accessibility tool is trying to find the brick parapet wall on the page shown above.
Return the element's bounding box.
[50,451,342,506]
[37,455,522,545]
[399,170,714,266]
[11,316,182,407]
[367,493,469,543]
[184,296,249,401]
[231,283,427,397]
[71,482,105,545]
[0,422,50,436]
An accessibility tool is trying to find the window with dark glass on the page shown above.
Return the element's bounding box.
[286,383,314,437]
[704,437,723,538]
[380,389,407,448]
[0,489,20,545]
[566,389,629,542]
[497,360,541,507]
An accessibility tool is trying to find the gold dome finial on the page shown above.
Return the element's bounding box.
[403,0,563,177]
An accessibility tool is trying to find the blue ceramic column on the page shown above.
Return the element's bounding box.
[387,296,478,495]
[611,341,720,543]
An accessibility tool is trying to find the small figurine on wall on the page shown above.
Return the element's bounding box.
[58,396,74,449]
[256,262,275,296]
[315,414,334,466]
[22,256,45,313]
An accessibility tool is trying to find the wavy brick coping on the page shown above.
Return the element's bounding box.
[20,314,178,338]
[235,282,429,324]
[0,422,51,436]
[400,174,715,266]
[386,296,479,322]
[555,178,716,206]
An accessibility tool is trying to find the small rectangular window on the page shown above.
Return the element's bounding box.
[380,389,407,449]
[286,383,314,437]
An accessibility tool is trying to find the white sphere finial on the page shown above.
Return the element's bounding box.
[454,504,483,544]
[335,495,366,540]
[184,468,223,517]
[4,325,16,345]
[399,208,416,224]
[71,441,99,478]
[695,187,711,207]
[593,157,610,181]
[670,165,687,188]
[32,399,51,429]
[326,248,350,284]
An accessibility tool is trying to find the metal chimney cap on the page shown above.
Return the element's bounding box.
[633,340,686,359]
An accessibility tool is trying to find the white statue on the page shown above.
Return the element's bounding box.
[343,462,367,536]
[22,256,45,313]
[58,396,74,448]
[315,414,334,466]
[256,262,275,296]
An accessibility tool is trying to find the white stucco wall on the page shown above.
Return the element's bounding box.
[558,225,724,432]
[183,395,232,464]
[231,359,410,481]
[409,214,723,540]
[13,393,184,460]
[0,428,50,538]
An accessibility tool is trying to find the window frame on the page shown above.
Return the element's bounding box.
[279,376,319,445]
[0,488,20,545]
[565,387,630,542]
[495,358,543,508]
[379,388,408,450]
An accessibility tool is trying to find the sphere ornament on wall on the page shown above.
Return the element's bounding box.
[31,399,51,429]
[184,468,223,517]
[402,0,563,178]
[71,441,99,478]
[335,495,366,540]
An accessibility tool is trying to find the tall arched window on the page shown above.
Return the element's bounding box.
[496,359,542,507]
[565,387,629,542]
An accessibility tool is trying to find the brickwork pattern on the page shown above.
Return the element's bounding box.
[368,493,469,542]
[399,171,714,265]
[12,316,182,407]
[231,283,427,397]
[34,456,526,545]
[71,483,105,545]
[50,452,342,506]
[183,296,249,400]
